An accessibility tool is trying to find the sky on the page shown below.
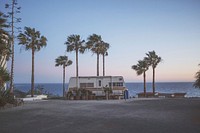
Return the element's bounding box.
[1,0,200,83]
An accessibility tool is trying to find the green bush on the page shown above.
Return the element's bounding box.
[0,90,15,107]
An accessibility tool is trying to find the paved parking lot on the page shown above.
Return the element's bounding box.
[1,98,200,133]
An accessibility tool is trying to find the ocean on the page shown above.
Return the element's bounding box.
[13,82,200,98]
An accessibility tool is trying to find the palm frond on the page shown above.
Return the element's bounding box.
[0,67,10,88]
[18,27,47,52]
[132,59,149,76]
[65,34,85,53]
[55,55,73,67]
[146,50,162,68]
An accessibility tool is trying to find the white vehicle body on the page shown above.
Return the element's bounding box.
[68,76,127,98]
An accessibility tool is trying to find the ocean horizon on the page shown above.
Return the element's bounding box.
[12,82,200,98]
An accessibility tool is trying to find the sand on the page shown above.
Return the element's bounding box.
[0,98,200,133]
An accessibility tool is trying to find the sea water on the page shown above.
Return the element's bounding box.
[13,82,200,98]
[126,82,200,98]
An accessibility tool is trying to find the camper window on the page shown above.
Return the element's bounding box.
[99,80,101,87]
[109,82,123,87]
[80,83,94,88]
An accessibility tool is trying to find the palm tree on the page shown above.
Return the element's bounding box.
[0,67,10,90]
[0,12,10,92]
[18,27,47,97]
[145,51,162,95]
[193,64,200,89]
[86,34,103,76]
[100,41,110,76]
[0,39,10,69]
[0,12,8,35]
[65,34,85,89]
[55,55,72,97]
[132,59,149,97]
[0,12,10,69]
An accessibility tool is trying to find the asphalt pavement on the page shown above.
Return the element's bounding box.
[0,98,200,133]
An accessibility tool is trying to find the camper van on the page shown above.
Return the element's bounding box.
[68,76,128,99]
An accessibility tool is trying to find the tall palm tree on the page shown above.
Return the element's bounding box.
[193,64,200,89]
[145,51,162,95]
[132,59,149,97]
[18,27,47,97]
[86,34,103,76]
[100,41,109,76]
[55,55,72,97]
[65,34,85,89]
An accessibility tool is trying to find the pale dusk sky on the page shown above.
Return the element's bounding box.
[1,0,200,83]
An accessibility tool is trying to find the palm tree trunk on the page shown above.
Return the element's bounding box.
[153,67,155,95]
[31,47,35,97]
[10,0,15,94]
[97,53,99,76]
[63,65,65,97]
[76,49,78,90]
[143,71,146,97]
[103,53,105,76]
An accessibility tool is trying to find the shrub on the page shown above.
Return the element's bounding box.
[0,90,15,107]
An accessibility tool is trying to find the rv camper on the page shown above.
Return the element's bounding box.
[68,76,128,99]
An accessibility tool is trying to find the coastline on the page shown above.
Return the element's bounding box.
[13,82,200,98]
